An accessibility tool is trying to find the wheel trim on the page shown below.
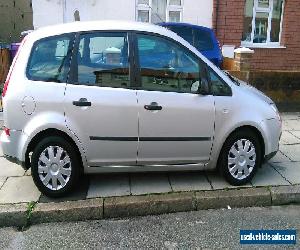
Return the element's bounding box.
[227,139,256,180]
[38,146,72,191]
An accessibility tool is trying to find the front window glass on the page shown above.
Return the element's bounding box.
[136,0,182,23]
[169,11,181,22]
[242,0,284,45]
[208,69,232,96]
[258,0,269,8]
[76,32,130,88]
[27,34,73,82]
[271,0,283,42]
[138,10,149,22]
[242,0,254,42]
[137,34,203,94]
[254,12,269,43]
[138,0,149,4]
[169,0,181,5]
[151,0,167,23]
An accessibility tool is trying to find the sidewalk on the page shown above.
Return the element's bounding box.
[0,113,300,227]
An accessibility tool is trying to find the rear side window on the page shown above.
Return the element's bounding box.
[27,34,73,82]
[76,32,129,88]
[193,28,214,51]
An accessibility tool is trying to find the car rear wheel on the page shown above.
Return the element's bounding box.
[219,129,262,185]
[31,136,81,197]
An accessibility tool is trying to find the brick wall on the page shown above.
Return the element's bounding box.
[213,0,300,71]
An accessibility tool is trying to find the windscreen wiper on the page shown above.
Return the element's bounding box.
[223,71,240,86]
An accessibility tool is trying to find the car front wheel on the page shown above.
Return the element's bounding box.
[219,129,262,185]
[31,136,81,197]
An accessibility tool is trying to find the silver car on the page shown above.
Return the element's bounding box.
[0,21,281,197]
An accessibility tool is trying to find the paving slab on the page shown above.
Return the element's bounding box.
[279,144,300,161]
[268,150,291,163]
[280,131,300,145]
[206,173,252,190]
[0,176,40,204]
[87,174,130,198]
[280,112,300,120]
[290,131,300,140]
[0,177,6,189]
[169,172,211,192]
[0,157,25,177]
[271,162,300,185]
[251,164,290,187]
[130,173,172,195]
[282,119,300,131]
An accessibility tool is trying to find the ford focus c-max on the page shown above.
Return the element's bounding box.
[0,21,281,197]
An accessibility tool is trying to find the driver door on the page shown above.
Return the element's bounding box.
[135,33,215,165]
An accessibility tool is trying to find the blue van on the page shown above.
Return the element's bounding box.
[158,22,223,67]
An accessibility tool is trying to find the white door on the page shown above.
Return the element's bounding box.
[64,32,138,166]
[135,34,215,165]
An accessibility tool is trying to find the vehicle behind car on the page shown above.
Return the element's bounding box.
[158,22,223,67]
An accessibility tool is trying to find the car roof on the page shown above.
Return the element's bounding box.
[29,20,177,41]
[158,22,213,32]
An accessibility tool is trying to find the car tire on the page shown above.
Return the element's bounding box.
[219,129,262,186]
[31,136,81,197]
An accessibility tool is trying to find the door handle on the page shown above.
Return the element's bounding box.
[144,102,162,111]
[72,98,92,107]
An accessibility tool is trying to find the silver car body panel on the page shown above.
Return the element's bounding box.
[0,20,281,173]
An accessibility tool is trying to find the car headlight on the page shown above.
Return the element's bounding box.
[270,103,281,122]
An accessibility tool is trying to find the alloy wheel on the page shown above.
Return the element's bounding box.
[227,139,256,180]
[38,146,72,191]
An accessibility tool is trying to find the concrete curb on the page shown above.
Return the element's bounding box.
[0,186,300,228]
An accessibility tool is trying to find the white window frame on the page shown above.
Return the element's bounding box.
[241,0,285,48]
[136,0,183,23]
[136,0,152,23]
[166,0,183,22]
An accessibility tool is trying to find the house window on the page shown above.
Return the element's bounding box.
[136,0,183,23]
[242,0,284,47]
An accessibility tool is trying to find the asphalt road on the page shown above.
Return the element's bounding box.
[0,205,299,249]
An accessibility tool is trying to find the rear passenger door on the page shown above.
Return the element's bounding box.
[64,32,138,166]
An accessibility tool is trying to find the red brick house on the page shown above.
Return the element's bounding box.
[213,0,300,71]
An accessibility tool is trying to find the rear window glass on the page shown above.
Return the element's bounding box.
[27,34,73,82]
[167,26,193,45]
[193,28,214,51]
